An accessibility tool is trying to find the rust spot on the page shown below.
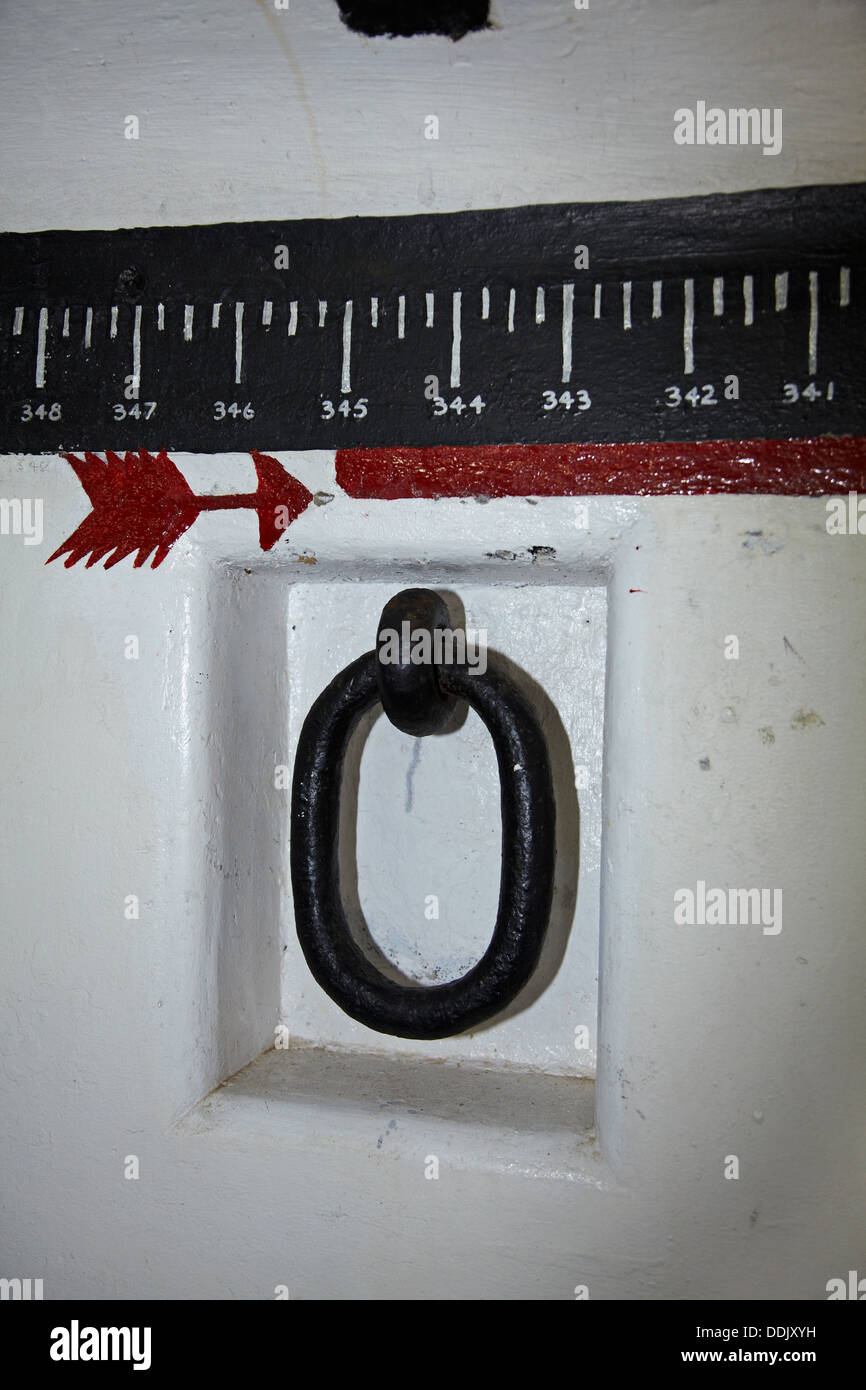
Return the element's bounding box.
[791,708,824,731]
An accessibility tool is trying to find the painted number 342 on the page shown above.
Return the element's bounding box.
[665,376,740,407]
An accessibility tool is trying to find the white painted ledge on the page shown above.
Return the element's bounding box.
[176,1043,612,1188]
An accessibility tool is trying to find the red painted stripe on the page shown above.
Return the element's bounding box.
[336,437,866,499]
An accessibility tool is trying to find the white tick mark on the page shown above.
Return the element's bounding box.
[743,275,754,327]
[341,300,353,394]
[561,282,574,383]
[622,281,632,330]
[683,278,694,375]
[839,267,850,307]
[131,304,141,397]
[235,301,244,384]
[35,307,48,389]
[450,290,462,388]
[808,271,818,376]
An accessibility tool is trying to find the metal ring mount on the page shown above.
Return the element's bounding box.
[290,589,556,1040]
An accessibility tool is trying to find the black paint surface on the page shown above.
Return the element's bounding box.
[336,0,489,39]
[1,184,863,452]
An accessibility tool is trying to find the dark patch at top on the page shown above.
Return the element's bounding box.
[336,0,490,40]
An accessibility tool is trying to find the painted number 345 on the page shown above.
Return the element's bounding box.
[321,398,368,419]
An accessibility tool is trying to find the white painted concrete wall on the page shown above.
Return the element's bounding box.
[1,0,864,1300]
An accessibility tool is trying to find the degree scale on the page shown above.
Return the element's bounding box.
[1,183,863,454]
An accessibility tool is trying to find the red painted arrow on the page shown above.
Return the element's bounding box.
[48,449,312,569]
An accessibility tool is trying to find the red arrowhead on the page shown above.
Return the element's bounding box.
[250,451,313,550]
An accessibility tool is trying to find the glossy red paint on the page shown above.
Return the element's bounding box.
[335,438,866,499]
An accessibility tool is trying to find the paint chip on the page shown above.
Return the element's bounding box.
[528,545,556,564]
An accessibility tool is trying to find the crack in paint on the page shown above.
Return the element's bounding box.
[405,737,422,812]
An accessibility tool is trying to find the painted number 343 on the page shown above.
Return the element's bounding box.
[542,389,591,411]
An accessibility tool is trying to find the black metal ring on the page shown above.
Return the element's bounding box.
[290,594,556,1040]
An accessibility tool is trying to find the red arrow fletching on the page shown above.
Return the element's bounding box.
[48,450,200,569]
